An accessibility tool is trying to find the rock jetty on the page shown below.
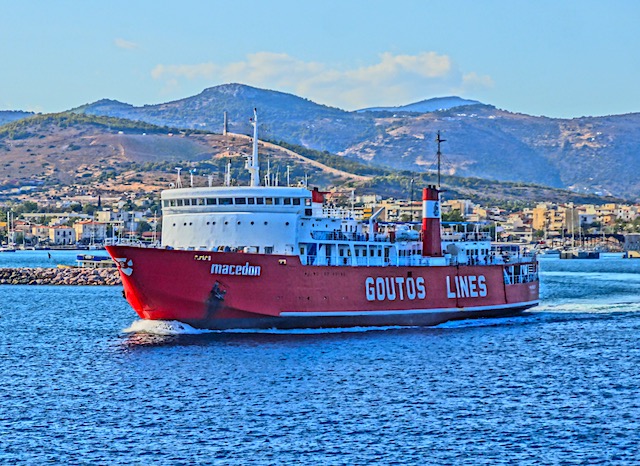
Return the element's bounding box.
[0,267,121,286]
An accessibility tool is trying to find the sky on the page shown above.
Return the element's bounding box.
[1,0,639,118]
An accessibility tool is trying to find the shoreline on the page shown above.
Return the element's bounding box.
[0,267,121,286]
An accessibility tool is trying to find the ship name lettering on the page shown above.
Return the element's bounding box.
[365,276,426,302]
[210,262,261,276]
[446,275,487,299]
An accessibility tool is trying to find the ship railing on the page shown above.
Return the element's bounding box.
[503,263,539,285]
[320,207,354,219]
[104,237,157,248]
[311,231,383,242]
[302,254,390,267]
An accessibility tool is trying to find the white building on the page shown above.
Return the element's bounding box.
[49,226,76,245]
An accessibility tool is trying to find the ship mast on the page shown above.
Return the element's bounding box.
[435,130,446,189]
[248,108,260,187]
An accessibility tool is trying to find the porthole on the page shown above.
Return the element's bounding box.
[264,221,268,225]
[285,222,289,226]
[237,221,241,225]
[224,221,228,225]
[206,222,210,225]
[172,223,176,227]
[251,221,254,225]
[183,223,187,226]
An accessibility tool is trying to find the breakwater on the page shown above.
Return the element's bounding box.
[0,267,121,285]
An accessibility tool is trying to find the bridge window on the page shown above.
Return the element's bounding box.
[293,198,301,205]
[176,199,183,206]
[274,198,282,205]
[248,198,255,204]
[256,198,265,205]
[284,198,291,205]
[206,198,216,205]
[220,198,233,205]
[265,198,273,205]
[197,198,205,206]
[235,198,246,205]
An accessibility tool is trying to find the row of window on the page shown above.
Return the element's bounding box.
[164,197,311,208]
[172,221,290,227]
[300,245,388,257]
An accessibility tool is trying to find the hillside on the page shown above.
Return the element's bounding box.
[0,113,621,208]
[71,84,379,154]
[0,113,371,199]
[67,84,640,200]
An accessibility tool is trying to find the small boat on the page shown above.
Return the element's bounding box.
[76,254,116,268]
[560,248,600,259]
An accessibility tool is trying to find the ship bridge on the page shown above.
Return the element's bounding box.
[161,186,312,253]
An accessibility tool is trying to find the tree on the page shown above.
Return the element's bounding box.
[136,221,152,234]
[83,204,98,216]
[442,210,465,222]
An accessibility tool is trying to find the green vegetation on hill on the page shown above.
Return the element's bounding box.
[0,112,209,140]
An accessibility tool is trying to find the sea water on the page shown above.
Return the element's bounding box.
[0,254,639,464]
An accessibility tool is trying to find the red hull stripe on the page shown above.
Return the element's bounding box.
[280,300,539,317]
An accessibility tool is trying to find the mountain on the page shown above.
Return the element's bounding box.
[71,84,377,154]
[4,83,640,200]
[0,112,618,207]
[357,96,483,113]
[69,84,640,199]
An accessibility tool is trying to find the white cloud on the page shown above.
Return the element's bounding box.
[114,38,139,50]
[151,52,492,109]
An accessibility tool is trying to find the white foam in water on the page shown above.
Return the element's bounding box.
[122,320,417,335]
[123,320,212,335]
[434,315,537,329]
[221,325,418,335]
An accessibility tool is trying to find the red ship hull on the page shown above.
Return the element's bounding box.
[107,245,539,330]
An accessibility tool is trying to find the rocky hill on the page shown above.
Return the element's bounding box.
[0,113,622,208]
[67,84,640,200]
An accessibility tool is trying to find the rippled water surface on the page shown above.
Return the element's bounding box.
[1,255,639,464]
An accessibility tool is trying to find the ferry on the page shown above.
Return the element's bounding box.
[106,110,539,329]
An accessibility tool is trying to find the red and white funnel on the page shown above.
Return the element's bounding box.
[421,185,442,257]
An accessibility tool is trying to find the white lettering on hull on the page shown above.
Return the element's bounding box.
[365,276,426,302]
[446,275,487,299]
[210,262,262,276]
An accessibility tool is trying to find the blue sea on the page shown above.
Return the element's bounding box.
[1,252,639,464]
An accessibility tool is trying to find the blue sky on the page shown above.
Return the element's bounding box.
[1,0,638,118]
